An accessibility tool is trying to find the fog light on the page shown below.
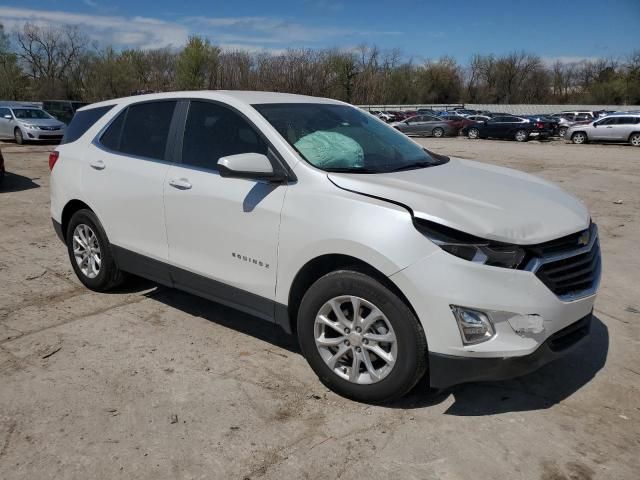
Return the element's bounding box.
[451,306,495,345]
[508,314,545,336]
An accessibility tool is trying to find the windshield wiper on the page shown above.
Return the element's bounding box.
[325,167,378,173]
[386,161,434,172]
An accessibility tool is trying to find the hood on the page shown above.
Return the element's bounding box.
[17,118,65,128]
[328,157,589,244]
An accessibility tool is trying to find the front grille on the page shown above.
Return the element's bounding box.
[548,313,591,352]
[527,224,600,299]
[39,134,63,140]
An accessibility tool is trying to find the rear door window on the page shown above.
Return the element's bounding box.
[61,105,114,145]
[100,101,177,161]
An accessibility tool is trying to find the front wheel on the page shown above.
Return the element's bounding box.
[515,129,528,142]
[571,132,587,144]
[467,127,480,139]
[297,270,427,403]
[14,128,24,145]
[432,127,444,138]
[629,133,640,147]
[558,126,568,138]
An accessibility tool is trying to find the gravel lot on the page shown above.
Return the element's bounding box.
[1,137,638,480]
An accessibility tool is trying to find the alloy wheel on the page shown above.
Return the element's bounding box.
[314,295,397,384]
[572,133,586,144]
[630,133,640,147]
[433,127,444,138]
[72,223,102,279]
[468,128,479,139]
[515,130,527,142]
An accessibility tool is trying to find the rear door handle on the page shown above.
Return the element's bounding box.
[168,178,192,190]
[90,159,105,170]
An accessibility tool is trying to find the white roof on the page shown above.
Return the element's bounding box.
[80,90,344,111]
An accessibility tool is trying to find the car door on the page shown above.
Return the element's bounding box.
[402,116,424,134]
[0,108,12,137]
[610,117,636,141]
[82,100,178,283]
[484,117,506,137]
[163,100,287,320]
[590,118,614,140]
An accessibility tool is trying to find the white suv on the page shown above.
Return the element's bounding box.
[50,92,600,402]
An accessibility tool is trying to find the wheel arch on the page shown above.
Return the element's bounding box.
[61,199,94,241]
[283,253,418,334]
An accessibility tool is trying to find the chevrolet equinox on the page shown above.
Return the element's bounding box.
[50,92,601,403]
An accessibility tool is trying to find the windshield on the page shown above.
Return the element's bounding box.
[13,108,53,120]
[254,103,446,173]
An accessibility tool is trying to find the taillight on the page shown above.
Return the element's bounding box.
[49,151,59,171]
[535,122,544,129]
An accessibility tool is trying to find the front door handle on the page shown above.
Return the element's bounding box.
[90,159,105,170]
[168,178,192,190]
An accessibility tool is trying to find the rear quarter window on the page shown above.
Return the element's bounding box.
[61,105,114,145]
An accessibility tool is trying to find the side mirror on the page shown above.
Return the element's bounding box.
[593,123,597,128]
[3,114,11,120]
[217,153,286,182]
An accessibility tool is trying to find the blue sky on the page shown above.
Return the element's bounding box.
[1,0,638,62]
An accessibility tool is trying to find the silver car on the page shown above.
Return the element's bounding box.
[0,106,67,144]
[567,114,640,146]
[390,115,456,137]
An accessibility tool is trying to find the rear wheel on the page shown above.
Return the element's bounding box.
[467,127,480,139]
[297,270,427,403]
[558,126,568,138]
[66,209,124,291]
[571,132,587,144]
[629,133,640,147]
[14,128,24,145]
[432,127,444,138]
[515,129,528,142]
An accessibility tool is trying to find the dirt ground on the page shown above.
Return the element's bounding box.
[0,137,638,480]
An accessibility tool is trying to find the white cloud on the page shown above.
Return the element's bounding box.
[0,6,189,49]
[541,55,603,66]
[0,7,402,52]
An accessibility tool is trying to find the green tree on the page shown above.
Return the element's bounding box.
[176,36,220,90]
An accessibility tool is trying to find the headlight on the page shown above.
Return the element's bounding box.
[414,218,526,269]
[21,123,37,129]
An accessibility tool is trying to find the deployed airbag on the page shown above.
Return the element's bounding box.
[294,131,364,169]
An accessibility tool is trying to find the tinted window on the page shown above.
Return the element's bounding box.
[596,118,614,126]
[181,101,268,171]
[61,105,114,145]
[0,107,10,117]
[614,117,636,125]
[103,101,177,160]
[101,110,125,151]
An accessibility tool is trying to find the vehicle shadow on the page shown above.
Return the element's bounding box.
[109,277,608,413]
[394,315,609,414]
[138,282,301,355]
[0,171,40,193]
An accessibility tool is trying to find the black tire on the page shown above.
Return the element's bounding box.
[558,126,568,138]
[14,128,24,145]
[467,127,480,139]
[629,132,640,147]
[571,132,587,145]
[297,270,427,403]
[515,129,528,142]
[432,127,444,138]
[66,209,123,292]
